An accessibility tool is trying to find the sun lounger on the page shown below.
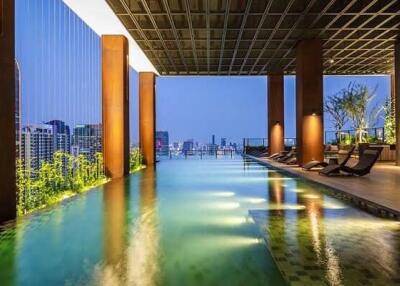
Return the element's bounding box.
[319,147,383,176]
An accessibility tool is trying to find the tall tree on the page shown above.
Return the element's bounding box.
[341,82,382,143]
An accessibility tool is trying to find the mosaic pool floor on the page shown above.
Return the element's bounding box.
[250,207,400,286]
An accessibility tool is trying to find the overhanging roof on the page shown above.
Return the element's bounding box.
[106,0,400,76]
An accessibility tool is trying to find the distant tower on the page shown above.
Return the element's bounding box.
[21,124,54,175]
[221,138,227,147]
[212,134,215,145]
[46,120,71,154]
[15,60,22,159]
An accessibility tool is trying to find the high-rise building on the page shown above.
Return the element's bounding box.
[21,124,54,174]
[156,131,169,155]
[46,120,71,154]
[72,124,102,160]
[212,134,215,145]
[182,139,194,153]
[221,138,227,147]
[15,60,22,159]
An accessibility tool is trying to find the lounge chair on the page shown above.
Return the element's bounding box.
[284,156,297,165]
[319,147,383,176]
[303,146,355,171]
[267,151,286,160]
[277,147,296,163]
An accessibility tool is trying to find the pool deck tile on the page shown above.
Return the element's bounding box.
[245,155,400,218]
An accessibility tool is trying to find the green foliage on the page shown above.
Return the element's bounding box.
[130,148,143,172]
[383,97,396,144]
[16,151,106,215]
[334,82,383,144]
[324,93,348,131]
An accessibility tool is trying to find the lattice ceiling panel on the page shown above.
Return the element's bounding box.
[106,0,400,75]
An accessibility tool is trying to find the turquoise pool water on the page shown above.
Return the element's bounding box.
[1,157,400,286]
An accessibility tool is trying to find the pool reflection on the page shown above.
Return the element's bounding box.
[252,167,400,286]
[94,167,159,286]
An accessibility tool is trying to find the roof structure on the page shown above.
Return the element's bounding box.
[106,0,400,75]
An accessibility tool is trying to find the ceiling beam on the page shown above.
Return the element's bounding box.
[228,0,253,74]
[161,0,188,72]
[259,0,317,74]
[206,0,210,72]
[239,0,274,74]
[249,0,296,74]
[117,0,165,72]
[218,0,231,74]
[183,0,199,73]
[139,0,177,73]
[283,0,359,71]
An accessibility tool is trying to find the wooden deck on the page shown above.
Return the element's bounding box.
[245,155,400,219]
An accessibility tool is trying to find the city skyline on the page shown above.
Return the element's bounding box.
[16,0,391,148]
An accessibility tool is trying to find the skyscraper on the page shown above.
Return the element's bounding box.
[21,124,54,174]
[182,139,194,153]
[15,60,22,159]
[212,134,215,145]
[72,124,102,160]
[221,138,226,147]
[46,120,71,154]
[156,131,169,155]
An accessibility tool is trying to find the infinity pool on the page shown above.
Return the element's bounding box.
[0,157,399,285]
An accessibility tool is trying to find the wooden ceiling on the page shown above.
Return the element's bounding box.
[106,0,400,75]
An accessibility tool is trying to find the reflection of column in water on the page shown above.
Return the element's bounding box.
[296,187,324,262]
[127,167,159,286]
[296,186,343,285]
[101,177,127,285]
[268,172,285,212]
[266,171,287,262]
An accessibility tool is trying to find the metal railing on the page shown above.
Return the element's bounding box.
[157,149,239,160]
[243,138,296,148]
[324,127,385,145]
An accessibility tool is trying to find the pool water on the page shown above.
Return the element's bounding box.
[0,157,399,286]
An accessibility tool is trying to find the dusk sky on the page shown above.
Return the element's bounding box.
[16,0,391,145]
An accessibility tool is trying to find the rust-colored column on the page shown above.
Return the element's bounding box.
[296,39,324,166]
[0,0,16,223]
[268,73,285,155]
[139,72,156,166]
[394,41,400,165]
[102,35,130,179]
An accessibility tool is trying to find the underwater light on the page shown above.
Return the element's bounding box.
[301,194,320,199]
[212,235,262,247]
[267,204,306,210]
[209,202,240,210]
[210,191,235,197]
[243,197,267,204]
[211,216,247,226]
[323,202,347,209]
[290,188,305,193]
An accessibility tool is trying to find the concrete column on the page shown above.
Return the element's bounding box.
[0,0,16,223]
[296,39,324,166]
[268,73,285,155]
[139,72,156,166]
[102,35,130,179]
[395,41,400,165]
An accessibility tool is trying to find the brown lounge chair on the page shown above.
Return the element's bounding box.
[275,147,296,162]
[303,146,355,171]
[319,147,383,176]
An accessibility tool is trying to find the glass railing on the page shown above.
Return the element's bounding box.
[324,127,385,145]
[157,149,240,160]
[243,138,297,148]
